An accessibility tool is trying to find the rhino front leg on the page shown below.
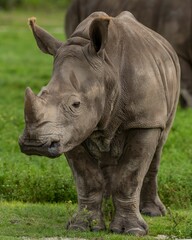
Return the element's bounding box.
[140,140,166,217]
[65,145,105,232]
[110,128,161,236]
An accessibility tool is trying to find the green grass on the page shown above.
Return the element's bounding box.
[0,201,191,239]
[0,0,71,10]
[159,108,192,209]
[0,8,192,239]
[0,9,77,203]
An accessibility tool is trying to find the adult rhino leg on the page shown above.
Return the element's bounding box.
[140,112,176,217]
[65,145,105,231]
[110,128,161,236]
[179,57,192,108]
[140,140,166,217]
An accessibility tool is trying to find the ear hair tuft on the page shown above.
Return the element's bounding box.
[28,17,36,28]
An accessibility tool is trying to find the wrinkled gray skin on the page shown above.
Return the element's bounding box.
[19,12,180,236]
[65,0,191,108]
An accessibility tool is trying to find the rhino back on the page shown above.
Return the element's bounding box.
[66,0,191,58]
[106,12,180,129]
[153,0,191,57]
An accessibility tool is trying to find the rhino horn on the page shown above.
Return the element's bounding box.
[24,87,42,123]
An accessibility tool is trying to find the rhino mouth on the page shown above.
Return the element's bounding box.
[18,137,62,158]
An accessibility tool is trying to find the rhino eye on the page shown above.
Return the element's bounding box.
[72,101,80,108]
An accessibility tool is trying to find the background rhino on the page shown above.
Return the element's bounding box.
[19,12,180,235]
[65,0,191,108]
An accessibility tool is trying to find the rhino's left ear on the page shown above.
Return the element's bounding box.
[89,17,110,54]
[28,17,62,56]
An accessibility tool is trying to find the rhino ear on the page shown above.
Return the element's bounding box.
[89,17,110,54]
[28,17,62,56]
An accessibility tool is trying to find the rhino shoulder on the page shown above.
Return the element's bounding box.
[88,11,110,20]
[116,11,137,21]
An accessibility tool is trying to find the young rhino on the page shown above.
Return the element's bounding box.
[19,12,180,236]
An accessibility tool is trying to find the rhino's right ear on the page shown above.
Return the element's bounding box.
[28,17,62,56]
[89,17,110,54]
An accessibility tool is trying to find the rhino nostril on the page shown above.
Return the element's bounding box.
[48,141,60,156]
[49,141,60,149]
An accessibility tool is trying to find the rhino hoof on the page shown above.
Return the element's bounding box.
[67,221,106,232]
[111,226,147,236]
[110,226,123,234]
[140,202,166,217]
[67,223,87,231]
[110,216,148,236]
[124,227,147,236]
[91,225,106,232]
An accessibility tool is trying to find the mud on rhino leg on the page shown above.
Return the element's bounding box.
[110,128,161,236]
[65,145,105,232]
[140,140,166,217]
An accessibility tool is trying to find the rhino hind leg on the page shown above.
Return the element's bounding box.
[65,145,106,232]
[140,195,166,217]
[140,130,168,217]
[139,143,166,217]
[110,128,161,236]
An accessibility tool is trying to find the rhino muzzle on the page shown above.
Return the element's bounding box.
[18,135,61,158]
[19,87,62,158]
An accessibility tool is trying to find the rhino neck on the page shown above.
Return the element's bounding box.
[97,49,120,129]
[89,86,122,159]
[84,118,124,162]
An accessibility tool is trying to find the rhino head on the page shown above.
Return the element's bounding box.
[19,16,117,158]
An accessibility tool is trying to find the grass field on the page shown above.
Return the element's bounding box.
[0,9,76,203]
[0,9,192,239]
[0,201,191,240]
